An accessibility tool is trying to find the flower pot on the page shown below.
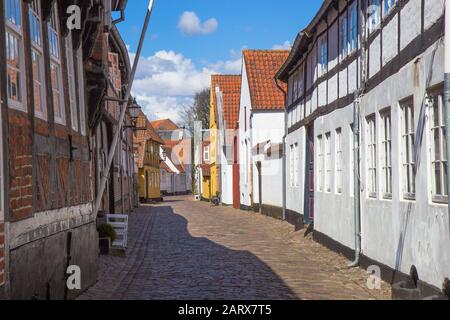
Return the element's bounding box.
[99,237,111,255]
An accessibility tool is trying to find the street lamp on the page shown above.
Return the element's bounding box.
[124,98,146,132]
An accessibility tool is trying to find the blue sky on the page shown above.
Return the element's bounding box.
[116,0,322,122]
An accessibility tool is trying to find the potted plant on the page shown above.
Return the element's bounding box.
[98,224,117,255]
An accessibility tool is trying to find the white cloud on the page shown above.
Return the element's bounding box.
[178,11,218,36]
[272,40,292,50]
[128,48,243,124]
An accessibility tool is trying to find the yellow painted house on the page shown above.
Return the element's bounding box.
[209,76,220,199]
[134,112,165,202]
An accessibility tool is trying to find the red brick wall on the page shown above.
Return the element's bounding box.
[9,111,33,221]
[0,222,4,285]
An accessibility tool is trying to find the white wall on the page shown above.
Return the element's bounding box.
[286,126,307,215]
[251,112,285,208]
[239,58,252,207]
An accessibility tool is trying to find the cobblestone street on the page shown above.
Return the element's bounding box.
[79,196,391,300]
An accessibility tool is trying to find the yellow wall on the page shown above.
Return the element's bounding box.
[138,139,162,201]
[201,176,212,200]
[210,79,219,197]
[138,167,161,200]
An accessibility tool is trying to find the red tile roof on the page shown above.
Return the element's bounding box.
[243,50,289,110]
[151,119,179,132]
[134,111,165,145]
[211,75,241,130]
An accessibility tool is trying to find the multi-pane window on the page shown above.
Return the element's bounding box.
[77,47,87,135]
[367,115,377,198]
[204,146,210,162]
[296,66,304,100]
[66,33,78,131]
[317,135,324,191]
[5,0,25,110]
[325,132,332,193]
[349,2,358,53]
[290,144,295,187]
[339,14,348,60]
[401,100,416,199]
[48,4,65,124]
[383,0,397,17]
[368,0,381,33]
[336,129,343,194]
[293,70,299,101]
[429,92,448,202]
[319,36,327,75]
[381,110,392,199]
[29,0,46,119]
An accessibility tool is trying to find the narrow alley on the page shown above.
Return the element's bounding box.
[80,196,391,300]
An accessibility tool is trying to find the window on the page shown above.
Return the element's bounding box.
[401,100,416,200]
[204,146,210,162]
[381,110,392,199]
[76,46,87,135]
[48,4,65,124]
[294,143,299,187]
[66,33,78,131]
[349,2,358,53]
[336,129,343,194]
[383,0,397,17]
[325,132,332,193]
[317,135,324,191]
[30,0,46,118]
[339,14,348,60]
[5,0,26,110]
[290,143,299,187]
[293,71,299,101]
[319,35,327,75]
[429,92,448,202]
[297,66,304,100]
[368,0,381,33]
[367,115,377,198]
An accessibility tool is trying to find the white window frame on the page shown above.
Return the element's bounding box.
[29,0,47,120]
[66,32,78,131]
[336,128,343,194]
[204,146,210,162]
[76,46,87,135]
[325,132,332,193]
[319,35,328,76]
[401,99,416,200]
[367,115,377,198]
[339,13,348,60]
[429,91,448,203]
[348,2,358,53]
[381,109,392,199]
[383,0,397,17]
[368,0,381,33]
[317,135,324,192]
[5,0,27,112]
[48,3,65,125]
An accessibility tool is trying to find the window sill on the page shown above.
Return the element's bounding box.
[402,194,416,202]
[8,101,27,114]
[432,196,448,205]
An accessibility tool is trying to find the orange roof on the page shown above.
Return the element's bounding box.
[211,75,241,130]
[151,119,179,132]
[243,50,289,110]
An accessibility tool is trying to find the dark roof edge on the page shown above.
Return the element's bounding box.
[276,0,333,82]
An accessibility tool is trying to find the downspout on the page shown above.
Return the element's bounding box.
[274,77,288,221]
[445,0,450,241]
[349,0,367,268]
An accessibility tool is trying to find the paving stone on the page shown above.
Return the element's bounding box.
[79,196,391,300]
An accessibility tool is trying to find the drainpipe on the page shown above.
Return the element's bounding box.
[274,77,287,221]
[349,0,367,268]
[445,0,450,241]
[349,93,362,268]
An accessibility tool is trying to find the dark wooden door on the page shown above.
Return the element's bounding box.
[304,125,315,224]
